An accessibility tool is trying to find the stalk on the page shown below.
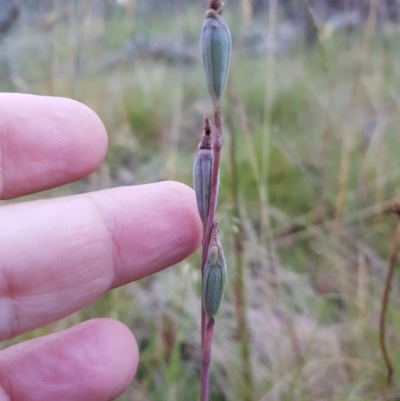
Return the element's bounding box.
[201,317,215,401]
[200,106,222,401]
[196,1,231,399]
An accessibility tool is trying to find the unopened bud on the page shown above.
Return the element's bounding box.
[200,7,232,106]
[202,222,227,318]
[193,117,213,226]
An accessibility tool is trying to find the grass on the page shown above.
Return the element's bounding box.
[3,1,400,400]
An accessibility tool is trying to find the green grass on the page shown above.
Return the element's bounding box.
[3,3,400,400]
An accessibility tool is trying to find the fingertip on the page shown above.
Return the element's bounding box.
[93,181,203,285]
[64,97,108,174]
[85,318,138,399]
[102,318,139,396]
[0,94,108,199]
[0,318,139,401]
[43,96,109,181]
[159,180,203,256]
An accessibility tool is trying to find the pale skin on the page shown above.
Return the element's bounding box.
[0,93,203,401]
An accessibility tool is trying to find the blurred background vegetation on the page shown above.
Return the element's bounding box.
[3,0,400,400]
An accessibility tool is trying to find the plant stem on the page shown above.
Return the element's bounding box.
[200,106,222,401]
[200,107,222,274]
[205,106,222,241]
[379,202,400,400]
[201,317,215,401]
[259,0,276,280]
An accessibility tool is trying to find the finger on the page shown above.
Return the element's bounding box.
[0,181,202,340]
[0,319,138,401]
[0,93,107,200]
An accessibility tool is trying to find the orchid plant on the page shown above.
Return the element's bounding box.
[192,1,232,400]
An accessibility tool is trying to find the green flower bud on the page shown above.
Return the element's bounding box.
[193,117,213,226]
[194,148,213,226]
[202,222,227,318]
[200,8,232,106]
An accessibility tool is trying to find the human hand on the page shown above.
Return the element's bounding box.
[0,94,202,401]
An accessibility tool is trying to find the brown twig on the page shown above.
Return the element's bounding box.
[379,200,400,400]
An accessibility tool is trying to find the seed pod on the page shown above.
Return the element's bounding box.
[200,8,232,106]
[202,222,227,317]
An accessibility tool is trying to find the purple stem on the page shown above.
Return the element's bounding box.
[200,106,222,401]
[201,317,216,401]
[205,106,222,240]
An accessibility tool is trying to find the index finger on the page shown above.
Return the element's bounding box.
[0,181,202,341]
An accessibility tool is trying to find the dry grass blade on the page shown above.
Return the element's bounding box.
[379,201,400,400]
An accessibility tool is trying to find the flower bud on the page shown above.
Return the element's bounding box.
[202,222,227,317]
[200,8,232,106]
[193,116,213,226]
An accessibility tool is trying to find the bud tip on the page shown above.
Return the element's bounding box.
[207,0,223,15]
[199,116,213,150]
